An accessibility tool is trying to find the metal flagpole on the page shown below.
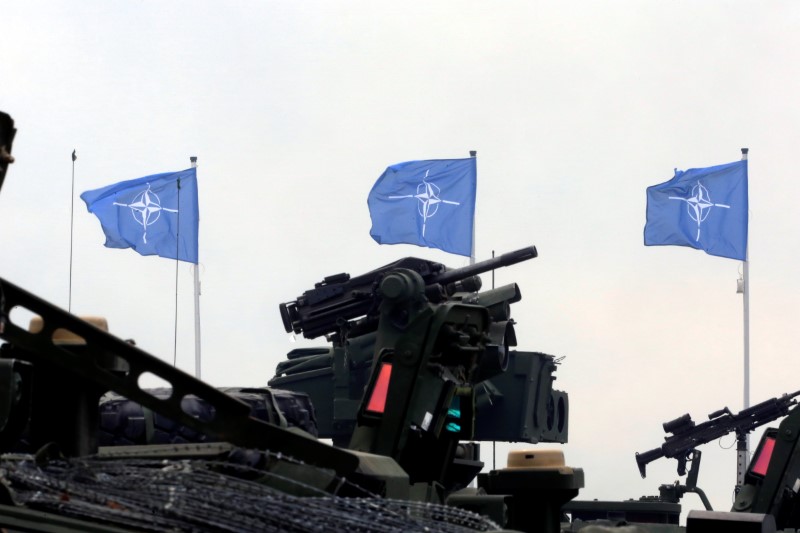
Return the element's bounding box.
[469,150,477,266]
[173,177,182,367]
[190,156,202,379]
[469,151,490,475]
[736,147,750,488]
[69,150,76,312]
[491,249,496,470]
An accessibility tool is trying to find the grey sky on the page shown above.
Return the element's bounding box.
[4,0,800,516]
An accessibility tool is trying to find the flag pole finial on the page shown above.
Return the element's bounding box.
[741,148,749,160]
[469,150,477,158]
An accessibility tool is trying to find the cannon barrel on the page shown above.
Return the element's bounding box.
[436,246,537,286]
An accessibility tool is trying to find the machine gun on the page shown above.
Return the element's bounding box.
[636,390,800,478]
[279,246,537,342]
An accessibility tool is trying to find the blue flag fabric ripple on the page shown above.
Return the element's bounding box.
[644,160,748,261]
[368,158,476,257]
[81,168,199,263]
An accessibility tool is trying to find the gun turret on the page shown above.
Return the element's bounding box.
[636,390,800,478]
[270,245,570,493]
[279,245,537,341]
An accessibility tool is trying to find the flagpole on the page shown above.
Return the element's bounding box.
[469,150,477,266]
[491,249,496,470]
[68,150,76,312]
[736,147,750,488]
[189,156,202,380]
[173,178,181,368]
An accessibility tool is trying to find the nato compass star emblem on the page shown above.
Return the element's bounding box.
[669,180,730,241]
[113,183,178,243]
[388,170,460,236]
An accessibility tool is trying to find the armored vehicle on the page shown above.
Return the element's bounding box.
[2,111,800,533]
[0,111,578,532]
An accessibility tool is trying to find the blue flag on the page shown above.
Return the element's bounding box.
[644,160,748,260]
[81,168,199,263]
[368,158,477,256]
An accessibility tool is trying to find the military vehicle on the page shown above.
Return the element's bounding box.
[1,111,800,532]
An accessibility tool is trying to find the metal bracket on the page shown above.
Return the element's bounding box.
[0,277,358,475]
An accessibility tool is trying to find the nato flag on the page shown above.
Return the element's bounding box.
[368,158,476,256]
[644,160,747,260]
[81,168,199,263]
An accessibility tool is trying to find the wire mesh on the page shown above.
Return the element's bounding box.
[0,453,500,533]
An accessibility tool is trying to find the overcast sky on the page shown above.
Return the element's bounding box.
[4,0,800,517]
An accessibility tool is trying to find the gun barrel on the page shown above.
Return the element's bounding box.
[736,390,800,425]
[781,389,800,403]
[436,246,537,286]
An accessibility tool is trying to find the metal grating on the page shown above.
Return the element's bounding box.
[0,453,499,533]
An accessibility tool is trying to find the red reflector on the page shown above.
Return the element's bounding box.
[366,363,393,414]
[751,436,776,477]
